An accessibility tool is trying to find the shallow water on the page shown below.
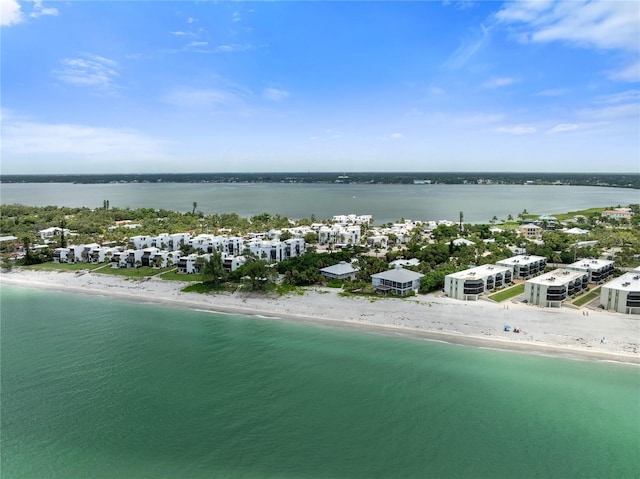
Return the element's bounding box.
[2,285,639,478]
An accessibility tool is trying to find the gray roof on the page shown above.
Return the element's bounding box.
[372,267,423,282]
[320,261,359,275]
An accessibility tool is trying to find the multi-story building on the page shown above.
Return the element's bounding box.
[600,273,640,314]
[371,266,424,296]
[565,259,615,284]
[444,264,513,301]
[524,269,588,308]
[496,255,547,279]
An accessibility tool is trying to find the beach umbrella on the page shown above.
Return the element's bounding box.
[503,325,511,331]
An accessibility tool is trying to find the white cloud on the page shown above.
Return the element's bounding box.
[1,0,23,26]
[262,88,289,102]
[188,41,208,47]
[1,116,164,159]
[482,76,518,88]
[162,87,246,109]
[30,0,58,18]
[496,125,537,135]
[607,61,640,83]
[54,54,119,91]
[594,89,640,105]
[496,1,640,52]
[547,123,579,133]
[443,24,490,69]
[389,133,404,139]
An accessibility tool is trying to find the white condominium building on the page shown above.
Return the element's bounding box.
[496,255,547,280]
[444,264,513,301]
[524,269,588,308]
[600,273,640,314]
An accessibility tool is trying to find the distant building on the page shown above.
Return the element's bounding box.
[371,266,423,296]
[524,269,588,308]
[601,209,632,221]
[600,273,640,314]
[39,227,70,240]
[518,224,542,240]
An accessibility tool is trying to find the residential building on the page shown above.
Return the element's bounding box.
[524,269,588,308]
[601,209,633,221]
[371,266,423,296]
[319,261,359,281]
[444,264,513,301]
[565,259,615,284]
[39,226,70,241]
[389,258,420,269]
[496,255,547,279]
[600,273,640,314]
[518,224,542,240]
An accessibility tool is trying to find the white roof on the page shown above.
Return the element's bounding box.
[564,227,589,235]
[320,261,359,275]
[602,273,640,292]
[372,267,423,283]
[567,258,614,270]
[447,264,512,280]
[497,255,546,266]
[526,269,586,286]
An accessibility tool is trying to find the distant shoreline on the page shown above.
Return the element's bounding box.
[2,269,638,366]
[1,172,638,189]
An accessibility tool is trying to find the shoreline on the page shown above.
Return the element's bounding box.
[2,269,639,365]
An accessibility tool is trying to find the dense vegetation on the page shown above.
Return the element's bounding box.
[2,204,638,294]
[1,172,638,188]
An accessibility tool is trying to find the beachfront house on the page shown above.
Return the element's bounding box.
[371,266,423,296]
[600,273,640,314]
[524,269,588,308]
[319,261,359,281]
[565,259,615,284]
[444,264,513,301]
[496,255,547,280]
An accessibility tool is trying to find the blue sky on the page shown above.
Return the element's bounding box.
[1,0,638,174]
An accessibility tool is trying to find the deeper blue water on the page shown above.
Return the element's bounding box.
[1,285,639,478]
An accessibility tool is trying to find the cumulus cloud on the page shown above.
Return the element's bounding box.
[54,54,120,91]
[262,88,289,102]
[496,125,537,135]
[1,0,23,26]
[547,123,579,133]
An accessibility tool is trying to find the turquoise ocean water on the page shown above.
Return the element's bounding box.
[2,285,639,478]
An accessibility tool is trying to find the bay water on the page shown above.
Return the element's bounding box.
[2,285,639,478]
[1,183,638,224]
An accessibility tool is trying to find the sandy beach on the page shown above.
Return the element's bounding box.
[2,268,639,364]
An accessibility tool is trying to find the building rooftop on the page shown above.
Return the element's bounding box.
[567,258,615,270]
[602,273,640,292]
[497,255,546,266]
[320,261,359,276]
[527,268,586,286]
[447,264,512,280]
[372,267,423,283]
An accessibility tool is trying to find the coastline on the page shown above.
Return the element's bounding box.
[2,268,639,365]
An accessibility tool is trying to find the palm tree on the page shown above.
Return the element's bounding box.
[192,201,198,214]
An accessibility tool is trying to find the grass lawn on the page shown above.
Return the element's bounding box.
[23,262,104,272]
[573,287,601,307]
[488,283,525,302]
[553,207,606,220]
[92,266,170,278]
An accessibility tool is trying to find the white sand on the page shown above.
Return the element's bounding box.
[2,268,639,364]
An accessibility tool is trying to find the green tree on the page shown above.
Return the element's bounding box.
[201,252,226,286]
[192,202,197,215]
